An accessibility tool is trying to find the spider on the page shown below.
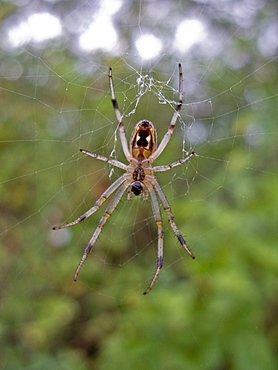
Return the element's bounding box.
[53,64,195,294]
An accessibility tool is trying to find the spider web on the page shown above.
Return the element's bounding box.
[2,52,276,293]
[0,1,278,369]
[1,1,278,366]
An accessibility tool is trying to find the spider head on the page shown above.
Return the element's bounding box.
[131,181,143,196]
[130,120,157,161]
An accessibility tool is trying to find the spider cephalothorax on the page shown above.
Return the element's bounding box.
[53,64,195,294]
[131,165,145,195]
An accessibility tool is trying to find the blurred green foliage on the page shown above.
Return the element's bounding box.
[1,1,278,369]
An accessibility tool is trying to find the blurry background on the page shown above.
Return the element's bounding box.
[0,0,277,369]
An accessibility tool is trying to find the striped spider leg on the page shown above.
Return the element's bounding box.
[52,64,195,294]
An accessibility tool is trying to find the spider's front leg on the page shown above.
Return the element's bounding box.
[154,180,195,259]
[143,182,164,295]
[52,174,127,230]
[74,180,130,281]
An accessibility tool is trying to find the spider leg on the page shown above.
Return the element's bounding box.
[153,180,195,259]
[52,174,128,230]
[74,180,130,281]
[153,152,195,172]
[149,63,183,161]
[80,149,128,171]
[109,68,131,161]
[143,182,164,295]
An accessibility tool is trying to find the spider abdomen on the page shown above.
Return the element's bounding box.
[130,120,157,160]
